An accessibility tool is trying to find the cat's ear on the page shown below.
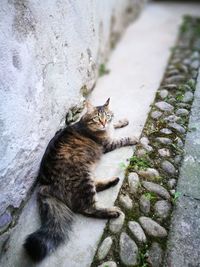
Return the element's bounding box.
[104,98,110,107]
[85,100,94,113]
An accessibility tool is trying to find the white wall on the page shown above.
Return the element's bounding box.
[0,0,145,227]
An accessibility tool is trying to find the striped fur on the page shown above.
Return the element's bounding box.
[24,99,137,261]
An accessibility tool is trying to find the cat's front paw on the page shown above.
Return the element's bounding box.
[129,136,138,145]
[110,206,122,218]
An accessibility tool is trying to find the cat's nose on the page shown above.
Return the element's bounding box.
[100,120,106,127]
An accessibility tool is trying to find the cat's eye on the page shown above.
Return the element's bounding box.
[106,114,112,121]
[93,116,100,122]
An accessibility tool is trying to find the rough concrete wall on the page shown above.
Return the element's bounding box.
[0,0,145,234]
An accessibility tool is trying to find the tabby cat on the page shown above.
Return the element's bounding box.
[24,98,137,261]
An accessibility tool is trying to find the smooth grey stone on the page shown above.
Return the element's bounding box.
[147,242,164,267]
[164,115,181,123]
[128,221,147,244]
[191,59,200,69]
[135,148,147,157]
[158,148,170,157]
[168,178,176,189]
[163,84,177,90]
[139,217,167,238]
[177,102,190,109]
[191,51,200,60]
[159,89,168,99]
[119,194,133,210]
[182,91,193,103]
[166,69,179,77]
[176,137,184,148]
[142,181,170,200]
[98,261,117,267]
[160,128,172,135]
[138,168,160,181]
[151,111,162,119]
[155,137,172,145]
[140,195,151,215]
[177,64,188,73]
[168,122,186,134]
[120,232,138,266]
[154,200,171,219]
[176,108,189,116]
[97,237,113,260]
[165,75,185,84]
[161,160,176,175]
[140,136,149,146]
[128,172,140,194]
[155,101,174,112]
[109,211,125,233]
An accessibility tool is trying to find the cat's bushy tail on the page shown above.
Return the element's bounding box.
[24,190,73,262]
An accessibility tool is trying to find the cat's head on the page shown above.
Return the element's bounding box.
[82,98,113,131]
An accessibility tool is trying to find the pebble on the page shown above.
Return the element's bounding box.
[135,148,147,157]
[155,137,172,145]
[177,64,188,73]
[154,200,171,219]
[165,75,185,84]
[98,261,117,267]
[166,69,179,77]
[170,189,176,196]
[168,122,186,134]
[177,103,190,109]
[142,181,170,200]
[120,232,138,266]
[139,195,151,215]
[176,137,184,148]
[109,211,125,233]
[139,217,167,238]
[147,242,164,267]
[97,237,113,260]
[168,178,176,189]
[128,172,140,194]
[138,168,160,181]
[159,89,168,99]
[163,84,177,90]
[167,97,176,105]
[140,136,149,145]
[160,128,172,135]
[176,108,189,116]
[128,221,147,244]
[183,58,191,65]
[191,59,200,69]
[140,137,153,152]
[151,111,162,119]
[158,148,170,157]
[164,115,181,123]
[155,101,174,112]
[119,194,133,210]
[191,51,200,60]
[182,91,193,103]
[161,160,176,175]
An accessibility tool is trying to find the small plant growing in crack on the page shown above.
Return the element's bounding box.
[99,63,110,77]
[144,192,157,201]
[172,191,181,203]
[128,156,152,171]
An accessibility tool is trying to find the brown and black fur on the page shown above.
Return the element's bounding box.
[24,98,137,262]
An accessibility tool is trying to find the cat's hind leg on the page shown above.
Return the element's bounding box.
[82,205,121,219]
[95,177,119,192]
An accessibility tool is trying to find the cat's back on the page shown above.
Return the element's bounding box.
[38,123,103,183]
